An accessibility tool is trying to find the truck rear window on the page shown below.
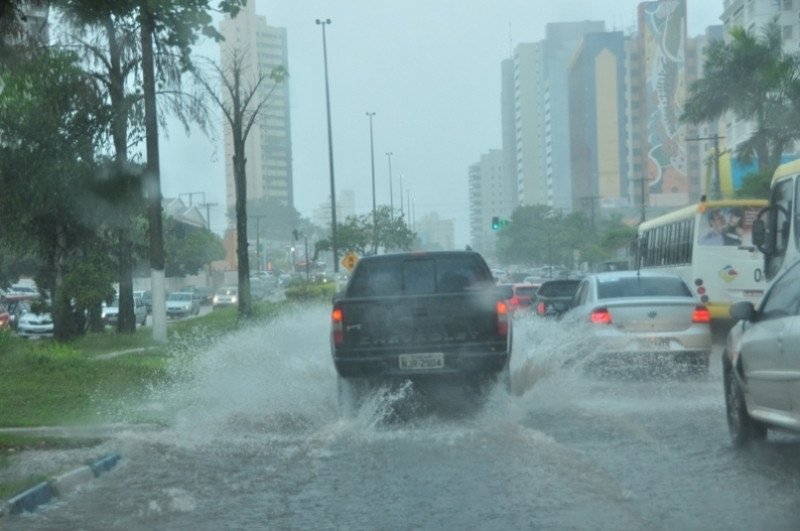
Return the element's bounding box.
[347,256,491,297]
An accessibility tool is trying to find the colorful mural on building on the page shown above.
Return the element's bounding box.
[641,0,687,196]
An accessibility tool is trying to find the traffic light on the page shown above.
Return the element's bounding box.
[491,216,500,230]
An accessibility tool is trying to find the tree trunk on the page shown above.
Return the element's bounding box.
[233,146,252,318]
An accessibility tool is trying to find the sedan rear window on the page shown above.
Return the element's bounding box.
[537,281,580,297]
[597,277,692,299]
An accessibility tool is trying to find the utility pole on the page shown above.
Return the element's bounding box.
[686,134,725,200]
[386,152,394,221]
[199,201,218,231]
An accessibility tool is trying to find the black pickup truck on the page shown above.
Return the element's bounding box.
[331,251,513,411]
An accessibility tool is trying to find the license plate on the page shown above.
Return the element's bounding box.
[398,353,445,370]
[641,338,670,350]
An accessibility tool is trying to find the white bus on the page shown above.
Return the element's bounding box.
[753,159,800,282]
[637,199,768,321]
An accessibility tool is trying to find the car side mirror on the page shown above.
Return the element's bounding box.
[730,300,756,322]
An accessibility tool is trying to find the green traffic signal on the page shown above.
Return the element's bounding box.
[491,216,500,230]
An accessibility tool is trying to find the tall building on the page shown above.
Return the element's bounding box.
[543,21,606,211]
[500,58,518,210]
[512,43,546,206]
[312,190,356,231]
[685,25,724,199]
[629,0,689,208]
[568,31,628,213]
[416,212,455,251]
[468,150,512,256]
[219,2,293,222]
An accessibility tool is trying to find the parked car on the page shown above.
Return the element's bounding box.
[16,311,54,339]
[166,292,200,318]
[506,283,538,313]
[142,290,152,314]
[723,258,800,445]
[534,279,581,318]
[6,299,31,330]
[213,286,238,309]
[561,271,712,374]
[102,296,147,327]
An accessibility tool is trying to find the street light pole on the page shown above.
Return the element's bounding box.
[316,18,339,274]
[386,151,394,221]
[366,112,377,254]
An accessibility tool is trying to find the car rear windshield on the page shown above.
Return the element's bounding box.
[597,277,692,299]
[347,256,492,297]
[536,281,580,297]
[514,287,537,297]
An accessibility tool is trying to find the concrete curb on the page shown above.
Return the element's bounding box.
[0,453,121,520]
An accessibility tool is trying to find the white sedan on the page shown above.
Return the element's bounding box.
[16,311,54,339]
[560,270,712,375]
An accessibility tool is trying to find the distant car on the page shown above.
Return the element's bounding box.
[17,311,54,339]
[102,297,147,327]
[166,292,200,318]
[506,283,538,313]
[9,285,38,298]
[213,286,238,309]
[193,286,214,305]
[723,258,800,445]
[534,279,581,318]
[561,271,712,374]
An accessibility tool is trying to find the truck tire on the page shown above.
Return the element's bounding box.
[337,375,363,418]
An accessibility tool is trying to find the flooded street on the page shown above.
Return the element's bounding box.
[7,305,800,530]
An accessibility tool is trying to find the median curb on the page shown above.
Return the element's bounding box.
[0,453,121,520]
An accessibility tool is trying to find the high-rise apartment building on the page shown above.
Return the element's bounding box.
[219,2,293,220]
[511,43,546,206]
[568,31,628,213]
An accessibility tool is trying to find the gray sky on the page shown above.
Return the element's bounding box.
[160,0,724,244]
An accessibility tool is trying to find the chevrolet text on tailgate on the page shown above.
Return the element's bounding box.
[331,251,513,413]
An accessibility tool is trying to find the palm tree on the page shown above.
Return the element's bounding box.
[683,21,799,174]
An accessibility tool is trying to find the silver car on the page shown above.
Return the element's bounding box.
[166,292,200,318]
[724,257,800,445]
[102,297,148,327]
[561,271,712,374]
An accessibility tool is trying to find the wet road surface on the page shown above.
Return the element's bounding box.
[7,306,800,530]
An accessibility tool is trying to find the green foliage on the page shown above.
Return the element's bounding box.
[164,217,226,277]
[496,205,636,267]
[333,205,416,254]
[284,282,336,302]
[735,170,773,199]
[243,197,302,241]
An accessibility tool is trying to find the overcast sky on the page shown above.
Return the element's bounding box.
[160,0,724,244]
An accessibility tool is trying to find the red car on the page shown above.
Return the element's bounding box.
[507,283,539,313]
[0,303,10,330]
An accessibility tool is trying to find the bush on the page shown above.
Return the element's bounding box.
[284,282,336,302]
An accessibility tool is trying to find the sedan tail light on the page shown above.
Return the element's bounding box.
[692,305,711,324]
[537,302,546,316]
[590,308,612,324]
[496,300,509,336]
[508,296,520,310]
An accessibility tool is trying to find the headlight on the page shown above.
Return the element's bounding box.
[231,297,237,303]
[213,296,219,304]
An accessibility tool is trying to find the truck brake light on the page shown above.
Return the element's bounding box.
[496,300,509,336]
[332,308,344,344]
